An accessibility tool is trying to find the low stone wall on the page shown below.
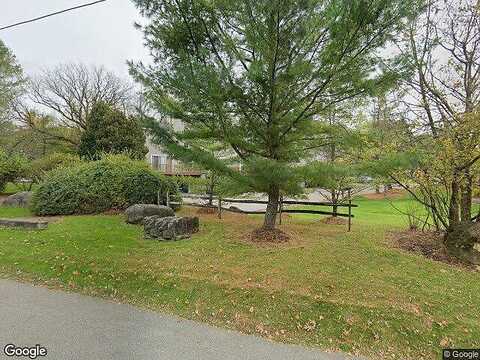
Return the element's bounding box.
[0,218,48,230]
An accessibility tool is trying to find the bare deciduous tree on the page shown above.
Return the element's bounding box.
[14,63,134,146]
[394,0,480,229]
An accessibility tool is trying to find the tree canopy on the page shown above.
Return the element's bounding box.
[0,39,23,123]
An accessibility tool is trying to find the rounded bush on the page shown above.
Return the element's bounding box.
[31,155,180,215]
[30,153,82,183]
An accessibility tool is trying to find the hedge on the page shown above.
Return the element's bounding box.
[31,155,180,215]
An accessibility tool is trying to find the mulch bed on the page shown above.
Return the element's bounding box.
[249,228,290,243]
[363,189,406,200]
[320,216,347,225]
[389,230,477,270]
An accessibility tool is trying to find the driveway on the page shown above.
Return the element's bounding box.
[0,279,361,360]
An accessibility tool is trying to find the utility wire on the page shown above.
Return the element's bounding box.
[0,0,108,31]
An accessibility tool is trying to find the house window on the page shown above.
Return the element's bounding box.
[151,155,167,170]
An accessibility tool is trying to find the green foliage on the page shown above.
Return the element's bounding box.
[78,102,148,160]
[31,154,179,215]
[30,152,82,183]
[303,161,358,191]
[0,40,24,116]
[0,149,29,192]
[236,157,304,196]
[360,150,425,178]
[474,186,480,198]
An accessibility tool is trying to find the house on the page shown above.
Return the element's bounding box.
[145,118,242,178]
[145,118,203,176]
[145,137,202,177]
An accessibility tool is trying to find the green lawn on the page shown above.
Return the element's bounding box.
[0,206,32,218]
[0,197,478,360]
[294,195,416,227]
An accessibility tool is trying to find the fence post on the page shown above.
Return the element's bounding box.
[166,191,170,208]
[278,195,283,225]
[157,190,161,205]
[218,196,222,219]
[347,189,352,232]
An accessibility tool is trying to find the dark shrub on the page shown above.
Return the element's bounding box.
[31,155,180,215]
[78,101,148,160]
[0,150,29,192]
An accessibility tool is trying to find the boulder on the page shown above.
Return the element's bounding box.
[144,215,199,241]
[125,204,174,224]
[2,192,32,207]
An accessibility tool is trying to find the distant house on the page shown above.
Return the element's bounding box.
[145,118,202,177]
[145,118,244,178]
[145,137,202,177]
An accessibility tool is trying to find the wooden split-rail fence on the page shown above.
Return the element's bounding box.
[167,192,358,231]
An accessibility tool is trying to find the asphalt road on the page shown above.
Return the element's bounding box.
[0,279,360,360]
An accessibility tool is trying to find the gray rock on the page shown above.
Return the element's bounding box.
[125,204,174,224]
[2,192,32,207]
[144,216,199,241]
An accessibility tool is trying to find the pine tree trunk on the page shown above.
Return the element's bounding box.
[331,189,338,217]
[207,182,214,206]
[263,185,280,230]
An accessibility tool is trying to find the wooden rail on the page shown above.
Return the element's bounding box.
[181,195,358,208]
[172,202,352,218]
[176,190,357,231]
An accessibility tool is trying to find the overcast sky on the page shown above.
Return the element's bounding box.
[0,0,149,79]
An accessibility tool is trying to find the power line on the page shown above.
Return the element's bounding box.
[0,0,108,31]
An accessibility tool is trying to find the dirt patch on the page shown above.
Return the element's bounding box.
[320,216,347,225]
[363,189,406,200]
[35,216,62,222]
[196,207,218,215]
[249,228,290,243]
[390,230,476,270]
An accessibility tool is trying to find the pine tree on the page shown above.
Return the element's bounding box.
[131,0,420,231]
